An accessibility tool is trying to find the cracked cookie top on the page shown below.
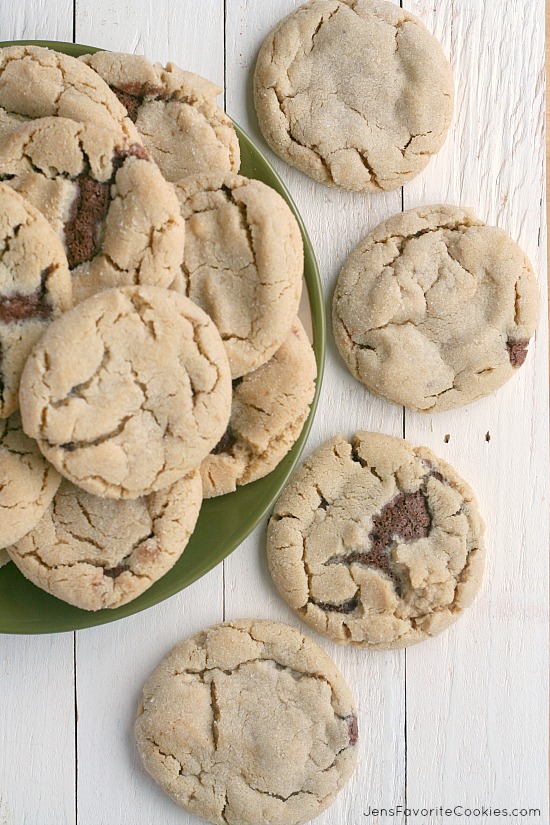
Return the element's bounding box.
[19,285,232,500]
[0,45,139,141]
[202,318,317,498]
[0,412,61,550]
[175,173,303,378]
[0,182,72,418]
[80,51,240,183]
[0,117,185,304]
[253,0,453,193]
[135,619,358,825]
[332,205,540,412]
[7,471,202,610]
[267,432,485,650]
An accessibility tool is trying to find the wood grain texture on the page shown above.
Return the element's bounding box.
[0,1,547,823]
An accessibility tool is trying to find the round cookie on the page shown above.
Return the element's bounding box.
[202,318,317,498]
[19,286,232,500]
[0,412,61,550]
[0,182,72,418]
[267,432,485,650]
[332,205,540,411]
[80,51,240,183]
[135,619,358,825]
[175,173,303,377]
[0,45,138,140]
[254,0,453,193]
[8,472,202,610]
[0,117,185,304]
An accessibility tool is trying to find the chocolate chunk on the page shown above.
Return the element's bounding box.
[336,490,431,595]
[212,426,237,455]
[310,595,359,614]
[507,339,529,368]
[431,471,445,482]
[370,489,431,548]
[110,86,141,123]
[347,715,358,746]
[104,563,128,579]
[0,265,53,323]
[64,177,110,268]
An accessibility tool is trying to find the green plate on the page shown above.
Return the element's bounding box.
[0,41,325,634]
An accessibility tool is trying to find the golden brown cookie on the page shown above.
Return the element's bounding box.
[135,619,358,824]
[267,432,485,650]
[19,286,232,499]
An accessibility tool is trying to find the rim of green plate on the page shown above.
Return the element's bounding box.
[0,40,326,634]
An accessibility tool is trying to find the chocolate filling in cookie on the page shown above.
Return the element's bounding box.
[110,83,166,124]
[507,339,529,368]
[64,144,150,269]
[347,715,359,746]
[0,265,54,323]
[211,425,237,455]
[318,489,432,610]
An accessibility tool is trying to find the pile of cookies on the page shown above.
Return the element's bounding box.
[0,45,317,609]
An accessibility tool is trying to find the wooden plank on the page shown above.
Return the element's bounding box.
[74,5,225,822]
[0,634,75,825]
[402,0,549,815]
[224,0,407,818]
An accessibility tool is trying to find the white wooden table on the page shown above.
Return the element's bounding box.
[1,2,548,823]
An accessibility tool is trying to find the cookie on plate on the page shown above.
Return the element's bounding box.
[135,619,358,825]
[0,45,138,140]
[0,117,185,304]
[0,182,72,418]
[175,173,303,377]
[267,432,485,650]
[80,51,240,182]
[202,318,317,497]
[332,205,540,411]
[0,412,61,550]
[19,286,232,500]
[8,472,202,610]
[254,0,453,193]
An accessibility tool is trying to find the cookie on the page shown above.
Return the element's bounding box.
[254,0,453,193]
[19,286,232,500]
[0,45,138,140]
[332,205,540,411]
[135,619,358,825]
[267,432,485,650]
[80,51,240,182]
[0,412,61,550]
[202,319,317,498]
[0,117,185,304]
[175,173,303,377]
[8,472,202,610]
[0,182,72,417]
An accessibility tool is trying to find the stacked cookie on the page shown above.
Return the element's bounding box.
[0,45,318,606]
